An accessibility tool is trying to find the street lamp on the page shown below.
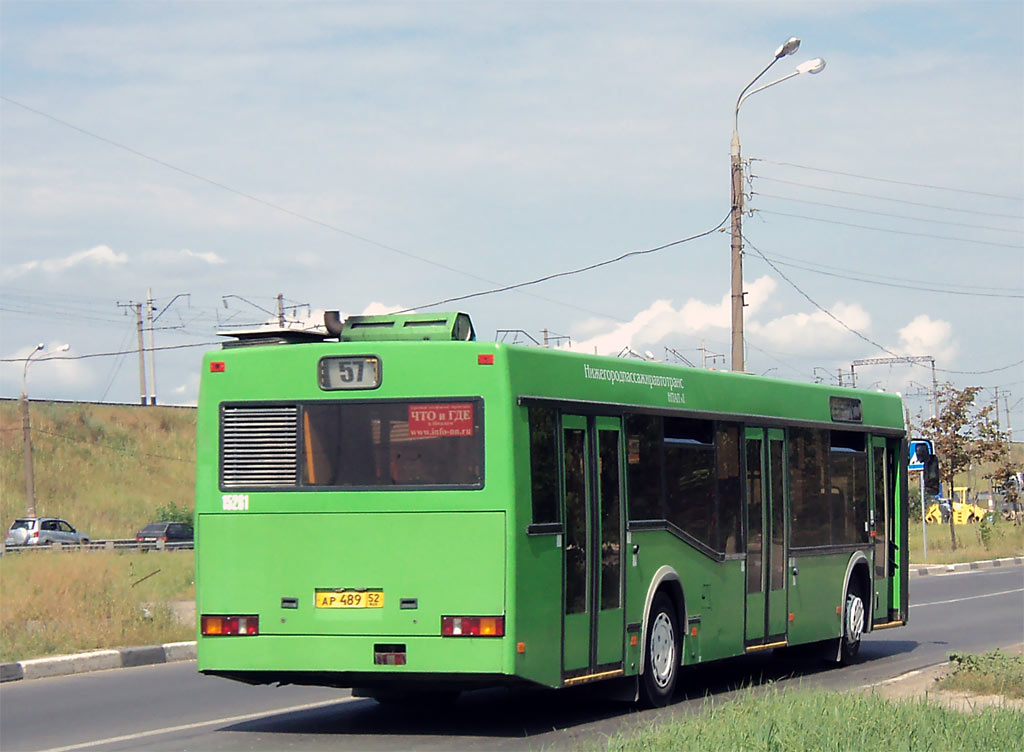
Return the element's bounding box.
[730,39,826,372]
[21,342,69,517]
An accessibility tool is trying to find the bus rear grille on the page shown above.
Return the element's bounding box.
[221,405,299,488]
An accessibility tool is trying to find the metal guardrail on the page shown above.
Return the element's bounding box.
[0,539,194,555]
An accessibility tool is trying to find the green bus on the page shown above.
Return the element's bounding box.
[195,311,908,706]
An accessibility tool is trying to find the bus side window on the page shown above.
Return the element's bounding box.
[528,407,560,524]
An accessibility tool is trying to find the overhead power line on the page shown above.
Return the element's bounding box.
[0,96,627,324]
[403,213,731,312]
[756,209,1023,249]
[751,255,1024,299]
[753,158,1023,201]
[753,192,1023,234]
[742,234,898,358]
[757,251,1022,294]
[750,175,1022,220]
[0,341,220,363]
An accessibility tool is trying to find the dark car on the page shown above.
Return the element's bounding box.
[135,521,193,544]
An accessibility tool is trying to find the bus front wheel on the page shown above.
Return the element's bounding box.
[639,593,679,707]
[839,588,865,664]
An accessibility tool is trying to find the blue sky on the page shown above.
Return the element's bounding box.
[1,1,1021,433]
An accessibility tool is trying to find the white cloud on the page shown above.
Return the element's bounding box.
[566,276,778,356]
[4,245,127,278]
[748,302,872,351]
[895,314,957,362]
[145,248,226,265]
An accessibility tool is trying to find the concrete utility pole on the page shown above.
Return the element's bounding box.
[21,343,44,518]
[146,289,157,405]
[21,342,69,516]
[118,301,147,405]
[730,38,825,372]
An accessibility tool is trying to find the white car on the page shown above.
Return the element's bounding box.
[5,517,90,546]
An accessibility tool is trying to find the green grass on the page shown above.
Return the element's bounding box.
[599,687,1024,752]
[0,549,194,662]
[0,401,195,540]
[938,650,1024,699]
[908,519,1024,565]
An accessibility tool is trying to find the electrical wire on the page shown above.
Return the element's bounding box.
[742,234,899,357]
[0,341,220,363]
[0,96,630,323]
[750,255,1024,300]
[756,209,1023,249]
[755,251,1022,294]
[753,192,1022,235]
[749,175,1022,220]
[753,159,1023,201]
[403,213,731,312]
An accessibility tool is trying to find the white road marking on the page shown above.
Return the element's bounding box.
[910,588,1024,608]
[40,696,361,752]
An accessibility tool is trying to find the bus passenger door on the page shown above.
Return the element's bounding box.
[561,414,625,679]
[871,437,894,623]
[744,427,788,648]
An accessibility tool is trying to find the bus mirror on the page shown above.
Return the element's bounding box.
[924,456,940,496]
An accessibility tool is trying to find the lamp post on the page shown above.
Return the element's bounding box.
[730,38,826,372]
[21,342,69,517]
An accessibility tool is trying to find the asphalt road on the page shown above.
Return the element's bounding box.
[2,565,1021,752]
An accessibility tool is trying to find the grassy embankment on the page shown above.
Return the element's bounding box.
[908,519,1024,565]
[0,400,195,539]
[598,687,1023,751]
[1,401,197,660]
[0,550,194,662]
[939,649,1024,699]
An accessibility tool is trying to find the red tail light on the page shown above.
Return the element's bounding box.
[32,531,39,538]
[136,536,143,542]
[201,615,259,636]
[441,616,504,637]
[160,536,168,542]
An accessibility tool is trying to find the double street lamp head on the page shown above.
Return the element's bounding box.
[774,37,801,59]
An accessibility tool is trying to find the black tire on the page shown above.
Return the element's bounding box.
[839,585,865,665]
[639,593,679,707]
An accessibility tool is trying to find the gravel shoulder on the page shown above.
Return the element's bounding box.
[864,643,1024,712]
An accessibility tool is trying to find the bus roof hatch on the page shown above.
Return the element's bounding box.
[324,311,476,342]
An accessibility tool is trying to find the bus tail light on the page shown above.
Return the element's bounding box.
[441,616,504,637]
[201,615,259,636]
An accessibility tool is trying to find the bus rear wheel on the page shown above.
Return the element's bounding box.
[640,593,679,707]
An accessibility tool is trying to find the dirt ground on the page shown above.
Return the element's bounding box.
[864,643,1024,712]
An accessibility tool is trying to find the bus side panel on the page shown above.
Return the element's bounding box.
[787,552,854,645]
[512,534,564,687]
[625,530,746,666]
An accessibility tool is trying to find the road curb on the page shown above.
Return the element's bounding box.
[910,556,1023,578]
[0,641,196,683]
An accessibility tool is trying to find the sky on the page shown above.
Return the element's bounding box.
[1,0,1021,435]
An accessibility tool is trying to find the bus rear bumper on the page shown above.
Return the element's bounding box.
[197,633,508,683]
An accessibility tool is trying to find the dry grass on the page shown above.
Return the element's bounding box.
[0,401,195,540]
[908,519,1024,565]
[0,549,194,662]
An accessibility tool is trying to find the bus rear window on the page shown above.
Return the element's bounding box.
[301,400,483,489]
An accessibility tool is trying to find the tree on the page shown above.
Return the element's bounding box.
[987,455,1023,525]
[921,385,1006,550]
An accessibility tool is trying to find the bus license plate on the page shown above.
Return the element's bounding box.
[315,590,384,609]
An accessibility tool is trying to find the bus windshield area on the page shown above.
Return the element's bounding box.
[301,400,483,489]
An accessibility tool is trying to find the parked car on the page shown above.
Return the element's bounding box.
[5,517,90,546]
[135,521,193,544]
